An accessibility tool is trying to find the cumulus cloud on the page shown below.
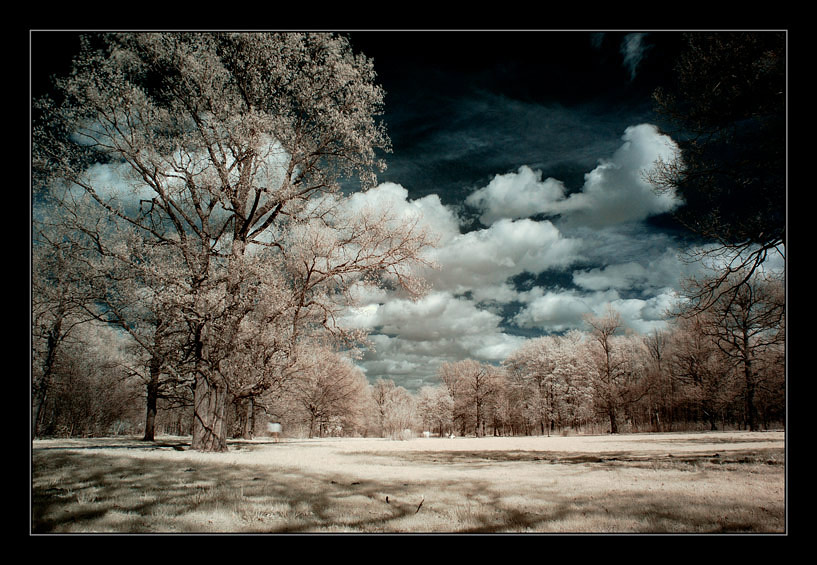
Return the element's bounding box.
[465,165,567,226]
[429,218,582,297]
[513,287,679,335]
[348,291,527,387]
[342,181,462,246]
[465,124,681,229]
[572,261,649,291]
[559,124,680,226]
[571,250,686,294]
[337,183,582,382]
[332,125,688,389]
[337,182,584,303]
[370,292,503,342]
[513,288,612,331]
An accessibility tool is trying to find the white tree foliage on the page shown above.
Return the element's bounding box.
[34,32,432,451]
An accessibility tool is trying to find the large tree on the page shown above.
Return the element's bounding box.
[648,32,786,310]
[33,32,429,451]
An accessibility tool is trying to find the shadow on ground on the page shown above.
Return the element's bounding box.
[31,441,785,534]
[379,448,785,469]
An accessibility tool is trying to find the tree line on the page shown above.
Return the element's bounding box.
[32,265,784,440]
[418,273,784,437]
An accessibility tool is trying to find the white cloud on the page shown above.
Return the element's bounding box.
[351,292,527,387]
[609,293,678,334]
[372,292,503,342]
[465,165,566,226]
[620,33,651,80]
[552,124,681,227]
[571,250,686,293]
[572,261,649,291]
[513,287,679,335]
[429,218,582,297]
[331,126,688,389]
[513,289,612,331]
[343,182,462,245]
[465,124,681,229]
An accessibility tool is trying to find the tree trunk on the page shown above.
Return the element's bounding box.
[191,372,229,452]
[142,353,162,441]
[743,331,759,432]
[242,396,255,439]
[143,379,158,441]
[609,405,619,434]
[33,319,62,438]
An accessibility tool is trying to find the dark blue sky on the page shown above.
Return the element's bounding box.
[346,31,683,205]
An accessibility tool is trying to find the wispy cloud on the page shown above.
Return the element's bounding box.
[620,33,652,80]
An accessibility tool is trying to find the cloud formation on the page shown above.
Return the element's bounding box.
[465,166,566,225]
[429,218,582,297]
[339,123,690,389]
[466,124,681,229]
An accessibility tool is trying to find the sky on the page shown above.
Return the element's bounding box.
[337,31,712,390]
[32,31,777,392]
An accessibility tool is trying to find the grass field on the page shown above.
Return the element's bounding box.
[31,430,786,534]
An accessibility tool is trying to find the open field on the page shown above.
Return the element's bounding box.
[31,430,786,534]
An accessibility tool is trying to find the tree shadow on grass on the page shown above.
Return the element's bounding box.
[32,446,442,533]
[379,448,784,470]
[31,444,785,534]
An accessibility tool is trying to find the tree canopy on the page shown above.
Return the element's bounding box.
[33,32,431,451]
[648,32,785,307]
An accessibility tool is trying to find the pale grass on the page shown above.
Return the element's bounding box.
[31,430,786,534]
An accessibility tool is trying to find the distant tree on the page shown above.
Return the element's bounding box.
[369,378,417,438]
[37,184,197,442]
[648,32,785,311]
[416,385,453,437]
[583,308,652,433]
[31,217,99,437]
[642,329,674,431]
[283,346,369,438]
[438,359,501,437]
[36,320,142,437]
[681,270,784,431]
[504,332,593,435]
[667,314,737,430]
[549,331,595,431]
[584,308,625,434]
[505,336,558,435]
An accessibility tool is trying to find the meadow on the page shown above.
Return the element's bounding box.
[31,430,786,534]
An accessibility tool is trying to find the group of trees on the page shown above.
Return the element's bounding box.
[415,270,784,437]
[32,265,784,441]
[31,31,786,445]
[32,301,420,440]
[32,32,433,451]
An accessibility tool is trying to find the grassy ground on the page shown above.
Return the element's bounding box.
[31,430,786,534]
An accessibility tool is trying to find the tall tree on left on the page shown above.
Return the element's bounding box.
[33,32,401,452]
